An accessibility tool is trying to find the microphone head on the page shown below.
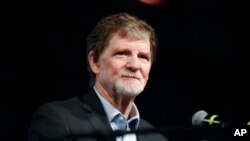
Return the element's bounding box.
[192,110,208,126]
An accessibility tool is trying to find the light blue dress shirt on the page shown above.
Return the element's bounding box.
[94,86,139,141]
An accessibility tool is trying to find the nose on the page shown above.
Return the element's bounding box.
[126,55,140,71]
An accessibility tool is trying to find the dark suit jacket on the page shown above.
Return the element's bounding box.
[27,88,168,141]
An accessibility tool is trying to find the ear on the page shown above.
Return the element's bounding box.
[88,51,100,74]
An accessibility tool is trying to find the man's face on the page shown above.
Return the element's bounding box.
[95,33,152,97]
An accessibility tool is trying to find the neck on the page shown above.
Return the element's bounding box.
[95,82,135,118]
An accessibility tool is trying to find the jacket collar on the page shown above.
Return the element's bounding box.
[79,88,115,141]
[80,88,106,115]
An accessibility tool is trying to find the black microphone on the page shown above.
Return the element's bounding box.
[192,110,225,127]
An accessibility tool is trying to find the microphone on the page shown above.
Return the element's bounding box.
[192,110,225,127]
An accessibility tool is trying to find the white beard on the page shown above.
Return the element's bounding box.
[114,72,146,97]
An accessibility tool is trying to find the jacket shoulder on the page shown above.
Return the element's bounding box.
[138,119,169,141]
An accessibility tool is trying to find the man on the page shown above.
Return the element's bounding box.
[27,12,168,141]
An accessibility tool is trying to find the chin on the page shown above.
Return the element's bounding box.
[115,84,145,97]
[120,90,142,97]
[114,77,146,97]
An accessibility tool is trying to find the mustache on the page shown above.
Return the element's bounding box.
[120,71,142,79]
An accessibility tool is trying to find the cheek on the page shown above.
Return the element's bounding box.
[141,65,151,79]
[102,61,123,77]
[112,65,125,77]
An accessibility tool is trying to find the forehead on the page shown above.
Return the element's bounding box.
[107,33,151,52]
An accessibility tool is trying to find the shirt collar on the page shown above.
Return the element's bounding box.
[94,86,140,129]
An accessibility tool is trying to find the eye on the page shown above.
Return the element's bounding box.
[138,54,149,61]
[115,51,128,57]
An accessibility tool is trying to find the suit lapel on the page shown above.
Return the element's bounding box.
[80,88,115,141]
[136,119,155,141]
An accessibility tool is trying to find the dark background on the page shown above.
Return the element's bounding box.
[2,0,249,140]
